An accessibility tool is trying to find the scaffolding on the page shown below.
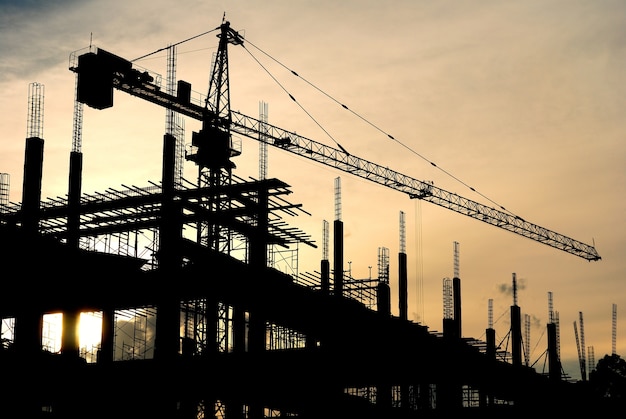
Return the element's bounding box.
[0,173,9,213]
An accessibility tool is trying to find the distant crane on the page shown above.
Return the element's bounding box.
[68,20,602,262]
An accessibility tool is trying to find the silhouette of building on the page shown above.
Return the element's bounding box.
[0,21,604,419]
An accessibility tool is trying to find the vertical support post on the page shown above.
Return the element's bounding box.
[321,220,330,294]
[333,178,343,297]
[511,273,522,367]
[21,137,44,235]
[61,310,80,358]
[99,308,115,364]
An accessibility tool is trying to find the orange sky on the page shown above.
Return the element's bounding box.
[1,0,625,380]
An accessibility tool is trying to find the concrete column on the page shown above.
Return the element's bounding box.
[21,137,44,235]
[333,220,343,297]
[61,310,80,358]
[398,252,408,321]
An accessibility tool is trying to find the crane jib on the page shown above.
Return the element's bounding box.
[229,112,601,262]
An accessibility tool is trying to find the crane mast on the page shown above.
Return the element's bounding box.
[68,22,601,262]
[186,21,243,252]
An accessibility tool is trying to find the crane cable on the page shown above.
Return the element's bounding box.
[131,28,348,154]
[239,43,346,153]
[242,37,520,219]
[130,27,521,219]
[130,27,221,63]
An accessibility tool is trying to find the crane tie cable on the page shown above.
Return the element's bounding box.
[242,37,520,219]
[239,43,345,152]
[131,27,220,62]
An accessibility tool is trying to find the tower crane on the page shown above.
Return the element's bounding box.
[68,20,601,262]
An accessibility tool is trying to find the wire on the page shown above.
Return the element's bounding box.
[242,37,521,219]
[239,43,346,151]
[131,27,221,62]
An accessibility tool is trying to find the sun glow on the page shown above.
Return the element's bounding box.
[79,311,102,350]
[42,313,62,353]
[39,312,102,360]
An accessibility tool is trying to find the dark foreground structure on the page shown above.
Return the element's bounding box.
[0,20,608,418]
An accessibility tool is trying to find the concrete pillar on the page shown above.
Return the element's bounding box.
[98,308,115,363]
[453,276,461,338]
[547,322,561,381]
[333,219,343,297]
[398,252,408,321]
[21,137,44,235]
[320,259,330,294]
[67,151,83,248]
[61,310,80,358]
[511,305,522,367]
[154,133,182,363]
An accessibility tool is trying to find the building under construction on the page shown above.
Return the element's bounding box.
[0,20,608,418]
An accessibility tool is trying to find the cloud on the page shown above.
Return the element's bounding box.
[528,313,542,330]
[496,276,527,298]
